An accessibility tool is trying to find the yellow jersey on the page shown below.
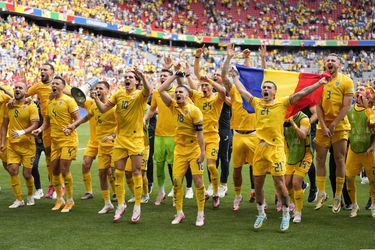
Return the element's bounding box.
[251,96,291,146]
[229,85,256,131]
[0,92,11,129]
[151,88,177,137]
[169,99,203,146]
[319,72,354,131]
[47,95,79,146]
[4,101,39,144]
[192,90,223,135]
[84,99,97,143]
[108,89,147,138]
[88,102,116,141]
[27,82,71,118]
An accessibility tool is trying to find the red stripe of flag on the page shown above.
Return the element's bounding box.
[285,72,323,118]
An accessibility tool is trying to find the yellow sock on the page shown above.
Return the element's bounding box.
[46,156,52,184]
[64,172,74,199]
[82,172,92,193]
[294,189,304,213]
[102,189,110,202]
[142,175,149,195]
[346,176,356,204]
[126,172,134,194]
[108,171,116,194]
[115,169,125,205]
[335,177,345,197]
[316,176,326,193]
[53,175,62,198]
[208,164,219,195]
[25,176,34,196]
[196,186,205,212]
[10,175,22,200]
[173,176,183,212]
[234,186,241,196]
[288,188,295,204]
[133,174,143,206]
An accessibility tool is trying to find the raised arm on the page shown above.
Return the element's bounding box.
[243,49,251,67]
[259,44,267,69]
[133,68,151,97]
[221,44,235,92]
[158,74,178,107]
[290,78,327,105]
[194,45,205,80]
[0,86,13,98]
[201,76,226,101]
[232,73,254,104]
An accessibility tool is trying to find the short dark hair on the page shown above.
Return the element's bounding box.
[327,53,342,64]
[43,63,55,72]
[176,84,191,94]
[128,70,140,84]
[98,81,110,89]
[161,68,173,75]
[53,76,66,85]
[263,80,277,90]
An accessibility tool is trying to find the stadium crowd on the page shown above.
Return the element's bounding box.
[1,15,374,91]
[0,12,374,231]
[11,0,375,40]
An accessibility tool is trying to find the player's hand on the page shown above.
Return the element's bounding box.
[102,134,115,143]
[0,144,5,152]
[7,98,16,108]
[91,90,99,100]
[328,121,336,135]
[196,152,205,164]
[200,75,209,82]
[11,130,25,139]
[318,77,328,85]
[49,91,57,100]
[195,44,205,58]
[259,43,267,58]
[367,145,375,154]
[183,62,191,76]
[62,126,73,136]
[243,49,251,58]
[133,67,145,81]
[229,66,239,78]
[163,55,173,69]
[31,128,42,136]
[226,44,235,58]
[322,125,332,137]
[174,62,182,72]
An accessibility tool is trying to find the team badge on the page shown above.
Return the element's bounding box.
[58,100,63,106]
[184,109,189,115]
[335,81,340,87]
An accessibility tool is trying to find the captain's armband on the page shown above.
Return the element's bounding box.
[195,124,203,131]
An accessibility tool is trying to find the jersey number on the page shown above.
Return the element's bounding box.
[261,107,269,116]
[177,114,184,122]
[327,90,332,100]
[274,162,284,173]
[14,109,19,118]
[203,102,212,111]
[121,101,129,109]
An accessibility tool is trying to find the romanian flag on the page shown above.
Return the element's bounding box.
[236,64,324,118]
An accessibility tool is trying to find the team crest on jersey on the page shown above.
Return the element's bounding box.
[58,100,63,106]
[184,109,189,115]
[22,105,27,110]
[335,81,340,86]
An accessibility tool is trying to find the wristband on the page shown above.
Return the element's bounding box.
[15,130,25,136]
[195,56,201,59]
[175,71,186,77]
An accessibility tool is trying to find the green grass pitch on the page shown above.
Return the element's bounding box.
[0,123,374,250]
